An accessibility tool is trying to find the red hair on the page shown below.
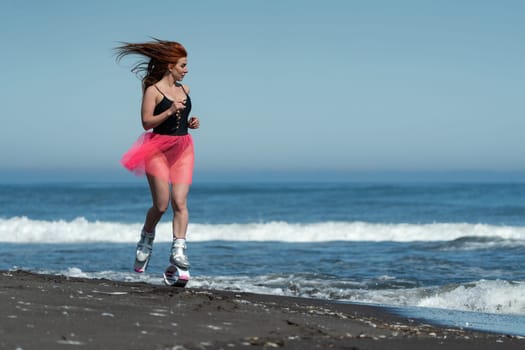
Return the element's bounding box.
[115,38,187,90]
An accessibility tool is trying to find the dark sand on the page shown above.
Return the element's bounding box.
[1,270,523,350]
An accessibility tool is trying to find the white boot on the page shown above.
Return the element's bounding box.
[136,230,155,262]
[170,238,190,268]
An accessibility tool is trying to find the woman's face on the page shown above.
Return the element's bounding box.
[170,57,188,81]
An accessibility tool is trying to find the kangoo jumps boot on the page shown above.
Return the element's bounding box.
[170,238,190,269]
[134,230,155,273]
[136,230,155,262]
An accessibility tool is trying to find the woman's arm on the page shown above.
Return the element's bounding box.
[182,85,200,129]
[188,116,200,129]
[140,86,185,130]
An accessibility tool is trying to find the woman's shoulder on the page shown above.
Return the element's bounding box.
[144,84,161,95]
[144,84,167,105]
[180,83,190,94]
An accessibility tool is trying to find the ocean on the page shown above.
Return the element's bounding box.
[1,181,524,336]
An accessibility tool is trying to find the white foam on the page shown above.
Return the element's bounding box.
[2,216,525,243]
[417,280,525,315]
[324,280,525,316]
[51,267,162,285]
[191,276,525,316]
[2,217,142,243]
[50,267,525,316]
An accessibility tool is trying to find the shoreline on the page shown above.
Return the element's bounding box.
[1,270,523,350]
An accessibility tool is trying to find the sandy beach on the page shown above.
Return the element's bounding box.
[0,270,523,350]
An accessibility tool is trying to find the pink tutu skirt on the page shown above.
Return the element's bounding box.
[121,132,194,184]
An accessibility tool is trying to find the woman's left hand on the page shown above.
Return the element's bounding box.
[188,116,200,129]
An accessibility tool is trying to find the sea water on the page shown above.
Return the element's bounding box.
[1,181,524,336]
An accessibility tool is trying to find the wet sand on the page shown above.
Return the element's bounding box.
[1,270,523,350]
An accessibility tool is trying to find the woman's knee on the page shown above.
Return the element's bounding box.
[147,175,171,214]
[152,200,170,215]
[171,197,187,213]
[171,184,190,213]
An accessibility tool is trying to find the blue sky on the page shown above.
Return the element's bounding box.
[1,1,524,182]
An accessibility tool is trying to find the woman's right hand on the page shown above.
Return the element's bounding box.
[169,99,186,115]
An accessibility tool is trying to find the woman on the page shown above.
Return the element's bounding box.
[115,39,200,273]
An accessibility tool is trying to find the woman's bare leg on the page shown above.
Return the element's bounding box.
[135,173,170,269]
[169,183,191,268]
[170,183,190,239]
[143,174,170,233]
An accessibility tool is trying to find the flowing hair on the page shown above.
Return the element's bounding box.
[115,38,187,91]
